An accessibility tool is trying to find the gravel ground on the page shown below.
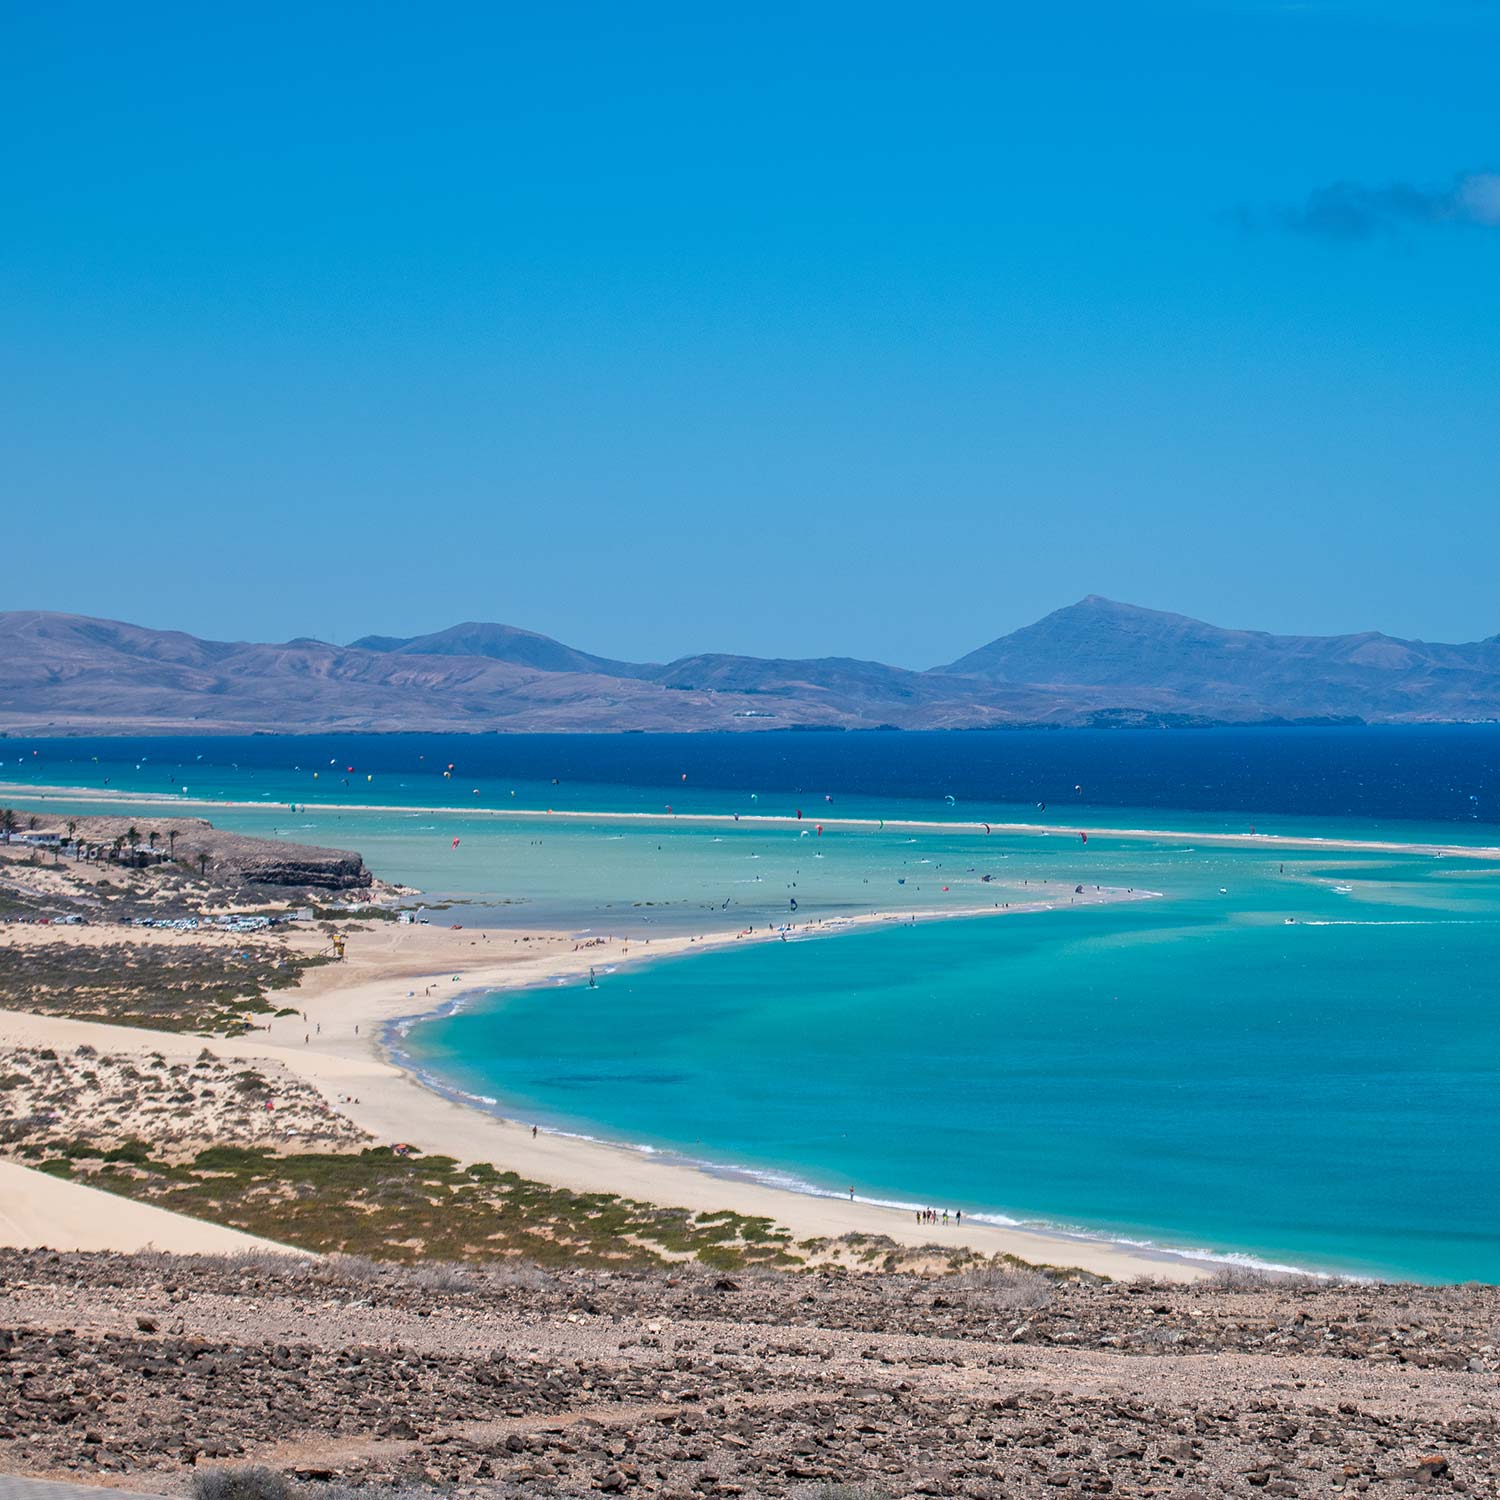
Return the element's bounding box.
[2,1251,1495,1498]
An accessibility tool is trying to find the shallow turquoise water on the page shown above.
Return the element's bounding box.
[403,839,1500,1283]
[12,733,1500,1280]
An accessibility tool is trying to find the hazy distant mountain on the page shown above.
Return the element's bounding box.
[941,596,1500,721]
[351,622,656,680]
[3,599,1499,735]
[0,611,1022,735]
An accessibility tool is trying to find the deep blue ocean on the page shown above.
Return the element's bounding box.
[5,725,1499,828]
[6,727,1500,1281]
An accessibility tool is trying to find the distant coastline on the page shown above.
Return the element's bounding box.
[8,596,1500,731]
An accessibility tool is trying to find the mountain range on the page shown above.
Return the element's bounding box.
[3,597,1499,735]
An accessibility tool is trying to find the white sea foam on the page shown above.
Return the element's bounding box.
[1300,918,1491,927]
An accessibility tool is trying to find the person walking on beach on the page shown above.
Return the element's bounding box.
[531,1124,537,1139]
[849,1186,855,1201]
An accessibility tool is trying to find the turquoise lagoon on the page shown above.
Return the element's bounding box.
[8,730,1500,1281]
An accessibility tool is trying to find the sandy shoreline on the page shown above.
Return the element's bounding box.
[6,774,1400,1280]
[0,885,1219,1280]
[6,778,1500,859]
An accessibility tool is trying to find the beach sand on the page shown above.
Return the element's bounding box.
[0,1158,305,1256]
[0,891,1206,1280]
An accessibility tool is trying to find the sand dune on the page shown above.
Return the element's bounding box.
[0,1158,306,1257]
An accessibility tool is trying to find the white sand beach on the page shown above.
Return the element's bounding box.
[0,896,1206,1280]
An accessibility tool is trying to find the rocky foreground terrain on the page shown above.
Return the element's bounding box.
[2,1250,1494,1498]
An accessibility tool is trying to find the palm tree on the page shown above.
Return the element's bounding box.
[148,831,159,852]
[198,851,209,877]
[0,809,16,844]
[66,820,78,858]
[167,828,180,858]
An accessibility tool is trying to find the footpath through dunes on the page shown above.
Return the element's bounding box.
[2,1250,1496,1498]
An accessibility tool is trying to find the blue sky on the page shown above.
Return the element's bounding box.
[4,1,1497,666]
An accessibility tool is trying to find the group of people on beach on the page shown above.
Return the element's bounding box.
[917,1207,960,1226]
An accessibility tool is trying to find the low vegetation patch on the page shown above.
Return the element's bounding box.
[20,1139,807,1269]
[0,940,330,1033]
